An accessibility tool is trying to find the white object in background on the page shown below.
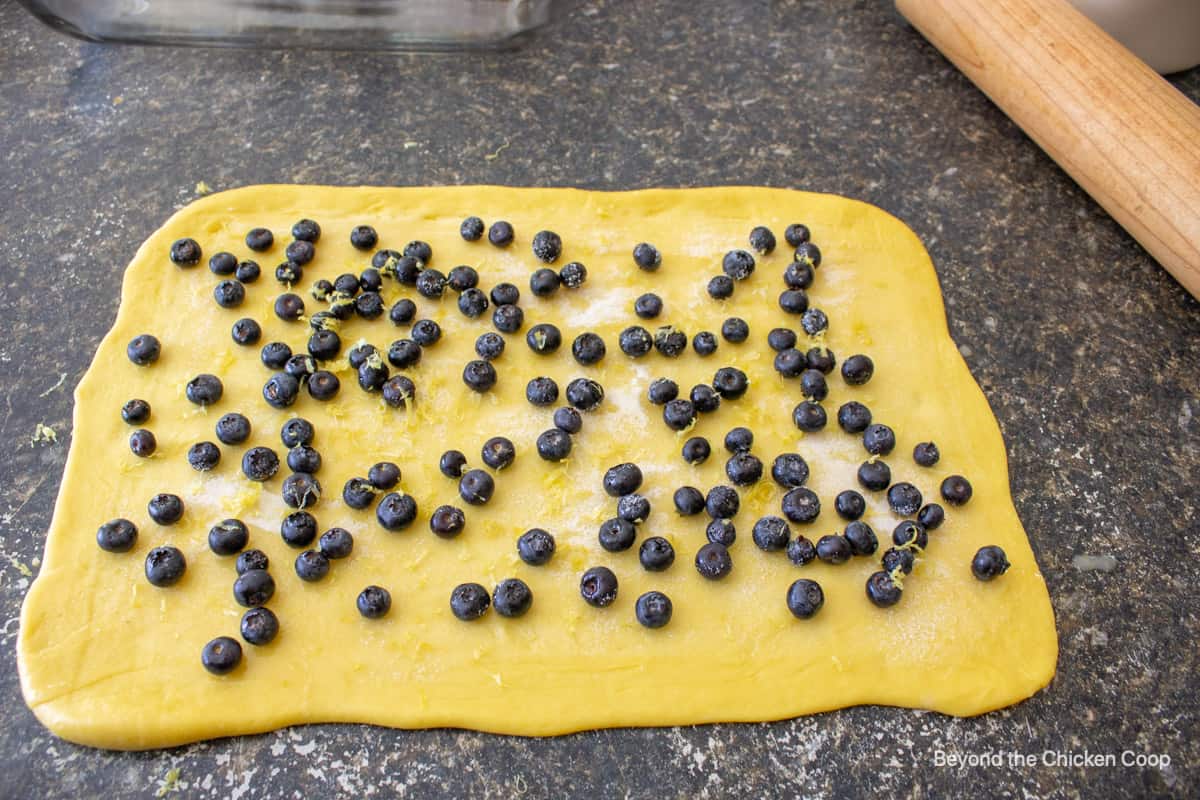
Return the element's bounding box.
[1069,0,1200,73]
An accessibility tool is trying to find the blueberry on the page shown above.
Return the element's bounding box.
[403,240,432,263]
[456,287,489,319]
[236,549,269,574]
[674,486,705,516]
[580,566,618,607]
[972,546,1010,581]
[461,216,485,241]
[490,282,520,306]
[707,275,734,300]
[209,251,237,275]
[805,348,836,375]
[559,261,587,288]
[169,238,201,266]
[488,221,514,247]
[97,518,137,553]
[307,329,341,362]
[368,462,400,490]
[459,469,495,505]
[357,585,392,619]
[462,360,498,393]
[863,424,895,455]
[386,339,422,369]
[393,256,423,285]
[530,268,561,297]
[771,453,810,488]
[281,473,322,509]
[635,293,663,319]
[295,549,330,581]
[440,450,468,478]
[792,401,827,432]
[201,637,242,675]
[841,354,874,385]
[654,326,687,357]
[312,279,335,303]
[784,224,810,247]
[639,537,675,572]
[287,352,318,379]
[837,401,873,434]
[355,292,385,319]
[835,489,866,520]
[801,308,828,336]
[779,289,809,315]
[866,571,902,607]
[793,241,822,268]
[941,475,973,506]
[390,298,417,326]
[721,317,749,343]
[358,267,383,292]
[213,279,246,308]
[781,487,820,523]
[787,536,817,566]
[553,406,582,433]
[752,516,791,551]
[892,520,928,550]
[281,511,318,547]
[245,228,274,252]
[493,578,533,618]
[816,535,852,564]
[518,528,556,566]
[690,384,720,414]
[536,429,572,461]
[319,527,354,559]
[261,341,292,369]
[121,399,151,425]
[598,517,637,552]
[881,547,914,575]
[617,493,651,524]
[187,441,221,472]
[333,273,360,295]
[263,373,300,409]
[416,268,446,298]
[411,319,442,347]
[857,460,891,491]
[231,318,262,346]
[240,607,279,645]
[475,332,506,361]
[619,325,653,357]
[799,369,828,401]
[428,505,466,539]
[526,376,559,406]
[526,323,562,355]
[648,378,679,405]
[291,218,321,242]
[773,348,806,378]
[285,240,315,265]
[635,591,673,628]
[450,582,491,620]
[768,328,797,352]
[722,250,756,280]
[343,478,378,510]
[492,303,525,333]
[887,482,923,516]
[274,292,305,321]
[726,453,763,485]
[447,265,480,293]
[913,441,940,467]
[603,463,643,496]
[845,520,878,556]
[566,378,604,411]
[126,334,161,366]
[307,371,341,401]
[233,569,275,607]
[275,260,303,285]
[722,427,753,454]
[786,579,824,619]
[712,366,749,399]
[682,436,711,465]
[129,429,156,458]
[693,331,718,355]
[695,542,733,580]
[280,418,314,448]
[147,493,184,525]
[749,226,776,255]
[705,485,739,519]
[633,242,661,271]
[349,224,378,250]
[917,503,945,530]
[241,446,279,481]
[377,492,418,531]
[482,436,516,470]
[663,399,696,431]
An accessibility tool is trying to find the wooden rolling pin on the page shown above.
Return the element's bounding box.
[896,0,1200,299]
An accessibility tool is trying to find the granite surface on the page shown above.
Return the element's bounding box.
[1,0,1197,797]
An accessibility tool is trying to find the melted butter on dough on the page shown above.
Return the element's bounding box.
[18,186,1057,749]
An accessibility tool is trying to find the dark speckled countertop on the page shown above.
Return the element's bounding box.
[1,1,1197,797]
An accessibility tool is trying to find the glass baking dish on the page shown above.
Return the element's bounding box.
[16,0,561,50]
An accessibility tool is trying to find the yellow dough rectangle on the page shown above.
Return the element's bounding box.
[18,186,1057,750]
